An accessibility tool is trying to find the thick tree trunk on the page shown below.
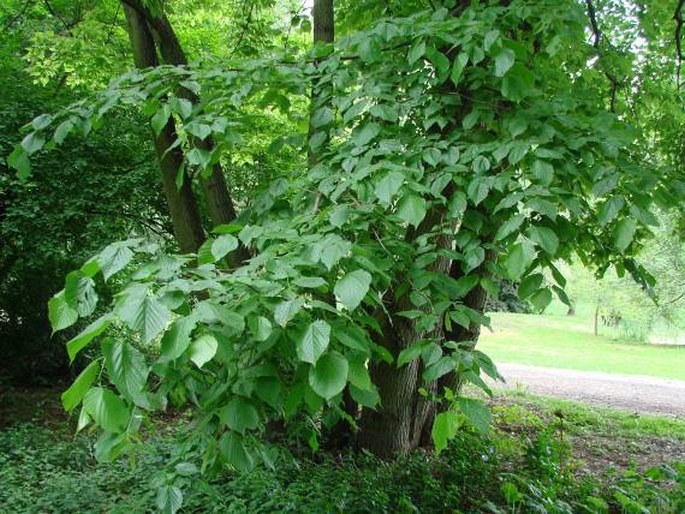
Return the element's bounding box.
[357,319,420,457]
[123,4,205,253]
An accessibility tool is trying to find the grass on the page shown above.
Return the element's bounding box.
[478,311,685,381]
[499,389,685,440]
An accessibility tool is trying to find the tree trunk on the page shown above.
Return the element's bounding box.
[307,0,335,171]
[121,0,243,234]
[123,4,205,253]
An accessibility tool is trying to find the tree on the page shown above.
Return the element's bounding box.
[10,0,684,502]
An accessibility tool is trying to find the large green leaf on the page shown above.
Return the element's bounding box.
[296,320,331,364]
[494,48,515,77]
[83,387,129,433]
[501,242,535,279]
[102,339,148,401]
[309,352,349,400]
[61,361,101,412]
[98,242,134,281]
[528,226,559,255]
[66,314,112,362]
[211,234,239,261]
[219,432,254,472]
[274,298,304,327]
[432,410,459,453]
[458,397,491,433]
[334,270,372,311]
[156,486,183,514]
[397,193,427,227]
[48,291,78,333]
[614,218,637,252]
[221,397,260,434]
[374,171,405,204]
[188,334,218,368]
[116,285,171,343]
[160,316,197,361]
[248,315,272,342]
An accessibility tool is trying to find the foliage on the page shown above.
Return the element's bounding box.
[1,399,683,513]
[9,0,684,492]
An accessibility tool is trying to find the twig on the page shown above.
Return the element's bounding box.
[675,0,684,89]
[584,0,620,112]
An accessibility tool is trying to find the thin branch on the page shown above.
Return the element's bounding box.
[675,0,684,89]
[1,0,34,34]
[42,0,73,36]
[584,0,620,112]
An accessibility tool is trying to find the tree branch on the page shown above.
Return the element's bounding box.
[675,0,684,89]
[584,0,620,112]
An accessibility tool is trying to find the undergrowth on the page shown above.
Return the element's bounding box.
[1,402,683,513]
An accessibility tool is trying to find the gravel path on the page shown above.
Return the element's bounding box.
[495,362,685,418]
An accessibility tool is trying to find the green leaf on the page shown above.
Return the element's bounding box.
[495,214,525,241]
[160,316,197,361]
[116,285,171,343]
[334,270,372,311]
[458,397,491,433]
[293,277,327,288]
[188,334,218,368]
[62,361,101,412]
[529,288,553,312]
[432,410,459,453]
[66,314,112,362]
[220,432,254,472]
[211,234,239,261]
[614,218,637,252]
[8,147,31,179]
[49,291,78,333]
[221,397,260,434]
[518,273,544,300]
[374,171,405,204]
[311,107,334,128]
[156,486,183,514]
[408,39,426,65]
[450,53,469,86]
[82,387,129,433]
[599,196,625,226]
[501,243,535,279]
[21,132,45,154]
[494,48,515,77]
[54,118,75,144]
[102,339,148,401]
[397,341,429,368]
[467,177,490,206]
[347,355,372,390]
[319,237,351,270]
[349,384,380,408]
[309,352,349,400]
[397,193,427,227]
[150,105,170,135]
[274,297,304,327]
[296,320,331,364]
[423,356,456,382]
[528,226,559,255]
[98,243,134,281]
[484,29,500,51]
[248,316,272,342]
[532,160,554,185]
[353,123,381,147]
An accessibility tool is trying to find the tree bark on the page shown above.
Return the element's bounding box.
[123,4,205,253]
[307,0,335,172]
[121,0,244,235]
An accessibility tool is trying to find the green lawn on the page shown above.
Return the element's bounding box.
[479,312,685,381]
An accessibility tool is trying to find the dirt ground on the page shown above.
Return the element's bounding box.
[495,362,685,419]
